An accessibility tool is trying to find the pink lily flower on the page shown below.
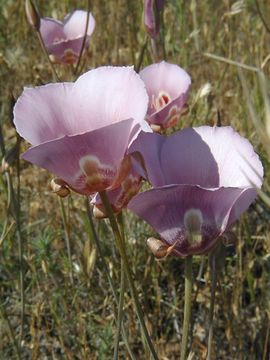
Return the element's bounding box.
[140,61,191,130]
[40,10,95,64]
[128,126,263,257]
[14,66,150,195]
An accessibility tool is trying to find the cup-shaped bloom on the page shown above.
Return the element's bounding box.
[14,66,150,195]
[144,0,164,39]
[40,10,95,64]
[128,126,263,257]
[140,61,191,130]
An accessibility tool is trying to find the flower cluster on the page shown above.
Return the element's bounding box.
[14,59,263,258]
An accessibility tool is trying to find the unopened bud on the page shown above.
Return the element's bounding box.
[144,0,160,38]
[49,54,60,64]
[50,178,70,197]
[93,205,107,219]
[150,124,162,133]
[147,237,169,259]
[25,0,40,30]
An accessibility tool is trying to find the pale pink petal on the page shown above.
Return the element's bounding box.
[161,128,219,187]
[14,67,149,147]
[14,83,74,146]
[129,129,220,187]
[227,188,257,226]
[71,66,149,133]
[128,185,247,257]
[22,119,134,195]
[40,18,65,46]
[63,10,95,39]
[193,126,264,188]
[130,126,263,190]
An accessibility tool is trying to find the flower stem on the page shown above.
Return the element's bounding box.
[207,256,217,360]
[59,197,74,285]
[180,256,193,360]
[99,191,159,360]
[113,257,125,360]
[74,0,91,77]
[113,213,126,360]
[85,199,136,360]
[36,30,60,82]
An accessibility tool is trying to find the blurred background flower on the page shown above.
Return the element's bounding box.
[40,10,95,64]
[140,61,191,131]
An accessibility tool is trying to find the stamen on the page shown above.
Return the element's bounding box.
[152,92,171,111]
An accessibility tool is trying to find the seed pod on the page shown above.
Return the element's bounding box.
[147,237,169,259]
[150,124,162,133]
[25,0,40,30]
[50,178,70,198]
[93,205,107,219]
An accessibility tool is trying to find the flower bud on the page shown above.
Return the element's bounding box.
[93,204,107,219]
[150,124,162,133]
[50,178,70,197]
[25,0,40,30]
[144,0,160,38]
[147,237,169,259]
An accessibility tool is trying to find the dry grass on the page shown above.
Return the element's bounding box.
[0,0,270,359]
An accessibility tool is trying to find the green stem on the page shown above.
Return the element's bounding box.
[113,213,127,359]
[135,36,148,73]
[113,258,125,360]
[74,0,91,77]
[85,199,136,360]
[180,256,193,360]
[207,258,217,360]
[36,30,60,81]
[59,197,74,285]
[99,191,159,360]
[150,38,158,62]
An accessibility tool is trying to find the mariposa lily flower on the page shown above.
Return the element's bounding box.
[140,61,191,131]
[40,10,95,64]
[144,0,164,39]
[128,126,263,257]
[14,66,150,195]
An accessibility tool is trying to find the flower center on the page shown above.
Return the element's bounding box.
[184,209,203,244]
[76,155,115,193]
[151,92,171,111]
